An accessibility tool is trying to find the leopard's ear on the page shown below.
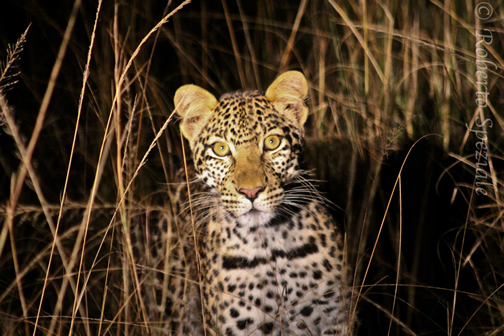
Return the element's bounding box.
[174,84,218,147]
[265,71,309,127]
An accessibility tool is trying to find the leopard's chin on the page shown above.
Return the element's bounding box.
[236,209,275,226]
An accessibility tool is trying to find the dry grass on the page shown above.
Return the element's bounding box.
[0,0,503,335]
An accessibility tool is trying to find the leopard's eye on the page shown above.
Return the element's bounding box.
[264,135,281,150]
[212,142,230,156]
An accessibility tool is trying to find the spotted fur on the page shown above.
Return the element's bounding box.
[172,71,354,335]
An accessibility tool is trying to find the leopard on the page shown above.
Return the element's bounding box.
[162,71,354,336]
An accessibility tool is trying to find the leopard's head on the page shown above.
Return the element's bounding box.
[175,71,309,226]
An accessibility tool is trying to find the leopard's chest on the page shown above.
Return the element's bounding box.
[201,201,346,335]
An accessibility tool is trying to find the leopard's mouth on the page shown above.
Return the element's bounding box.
[236,208,275,226]
[247,208,261,215]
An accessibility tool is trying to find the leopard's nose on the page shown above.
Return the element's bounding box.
[237,186,265,201]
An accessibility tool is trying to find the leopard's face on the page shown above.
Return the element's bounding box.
[175,71,309,226]
[192,91,304,225]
